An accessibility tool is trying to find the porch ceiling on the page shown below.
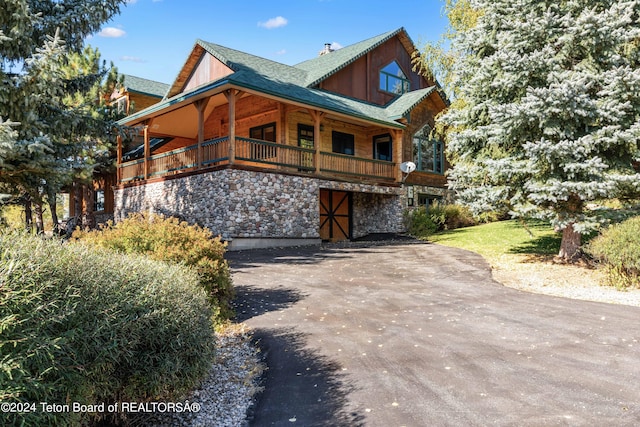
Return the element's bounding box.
[146,92,226,139]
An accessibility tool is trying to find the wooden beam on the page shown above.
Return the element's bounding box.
[308,109,325,173]
[143,125,150,179]
[391,129,403,183]
[116,134,122,182]
[279,102,287,144]
[224,90,243,165]
[194,98,210,169]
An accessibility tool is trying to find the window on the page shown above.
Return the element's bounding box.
[373,134,392,161]
[298,124,314,149]
[379,61,410,95]
[249,122,277,159]
[413,124,444,174]
[114,96,127,114]
[298,124,314,169]
[418,194,442,210]
[250,122,276,142]
[94,189,105,212]
[332,131,355,155]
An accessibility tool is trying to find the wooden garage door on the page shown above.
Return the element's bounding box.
[319,189,351,241]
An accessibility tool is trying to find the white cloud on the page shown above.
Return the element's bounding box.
[258,16,288,29]
[120,56,145,63]
[98,27,126,38]
[275,49,287,55]
[331,42,343,50]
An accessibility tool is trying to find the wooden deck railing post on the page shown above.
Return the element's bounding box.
[225,89,243,165]
[116,134,122,182]
[391,129,403,183]
[143,125,150,179]
[309,110,324,173]
[194,98,210,169]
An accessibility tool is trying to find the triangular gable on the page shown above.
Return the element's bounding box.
[180,51,234,95]
[294,28,416,88]
[166,40,308,99]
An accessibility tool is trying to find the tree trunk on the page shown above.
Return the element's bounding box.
[48,194,60,235]
[558,223,582,262]
[73,182,82,221]
[24,194,33,232]
[83,185,95,229]
[34,201,44,234]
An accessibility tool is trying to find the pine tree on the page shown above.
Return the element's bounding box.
[441,0,640,260]
[0,0,127,232]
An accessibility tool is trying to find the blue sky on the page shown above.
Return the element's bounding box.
[87,0,448,84]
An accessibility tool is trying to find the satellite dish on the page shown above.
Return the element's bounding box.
[400,161,416,174]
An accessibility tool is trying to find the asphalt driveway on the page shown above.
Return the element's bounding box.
[227,241,640,426]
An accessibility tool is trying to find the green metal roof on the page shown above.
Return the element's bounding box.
[295,29,404,87]
[122,74,170,98]
[385,87,438,120]
[121,28,441,128]
[197,41,308,85]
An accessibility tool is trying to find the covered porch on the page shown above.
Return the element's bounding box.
[117,87,404,186]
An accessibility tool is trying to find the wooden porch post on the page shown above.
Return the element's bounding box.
[391,129,403,183]
[116,134,122,182]
[309,110,324,173]
[224,90,243,165]
[194,98,210,169]
[143,124,150,179]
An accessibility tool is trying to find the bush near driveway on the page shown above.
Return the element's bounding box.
[404,203,477,238]
[0,231,216,427]
[587,216,640,289]
[73,213,234,322]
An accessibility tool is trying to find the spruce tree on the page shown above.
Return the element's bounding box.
[441,0,640,260]
[0,0,127,231]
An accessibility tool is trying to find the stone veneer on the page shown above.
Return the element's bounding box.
[114,168,406,245]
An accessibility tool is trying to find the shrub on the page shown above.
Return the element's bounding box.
[404,203,477,238]
[74,214,234,321]
[586,216,640,289]
[0,231,216,426]
[404,207,439,237]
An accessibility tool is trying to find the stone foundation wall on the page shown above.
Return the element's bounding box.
[352,193,405,238]
[115,169,407,242]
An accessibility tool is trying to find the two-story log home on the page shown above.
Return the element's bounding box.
[115,28,449,249]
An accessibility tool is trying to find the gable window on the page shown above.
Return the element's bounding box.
[379,61,410,95]
[413,124,444,174]
[332,131,354,156]
[250,122,277,159]
[115,96,127,114]
[94,189,105,212]
[373,134,392,161]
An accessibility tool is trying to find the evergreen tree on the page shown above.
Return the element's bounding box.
[0,0,127,232]
[441,0,640,260]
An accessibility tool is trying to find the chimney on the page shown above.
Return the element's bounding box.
[319,43,334,56]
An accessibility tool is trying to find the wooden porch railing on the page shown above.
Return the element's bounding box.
[235,137,315,171]
[119,137,395,183]
[320,151,396,180]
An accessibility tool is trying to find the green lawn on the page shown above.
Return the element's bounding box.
[429,220,561,263]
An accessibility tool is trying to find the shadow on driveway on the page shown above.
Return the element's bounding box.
[228,240,640,426]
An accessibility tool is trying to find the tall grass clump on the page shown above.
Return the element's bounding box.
[0,231,216,426]
[404,202,477,238]
[73,213,233,321]
[587,216,640,289]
